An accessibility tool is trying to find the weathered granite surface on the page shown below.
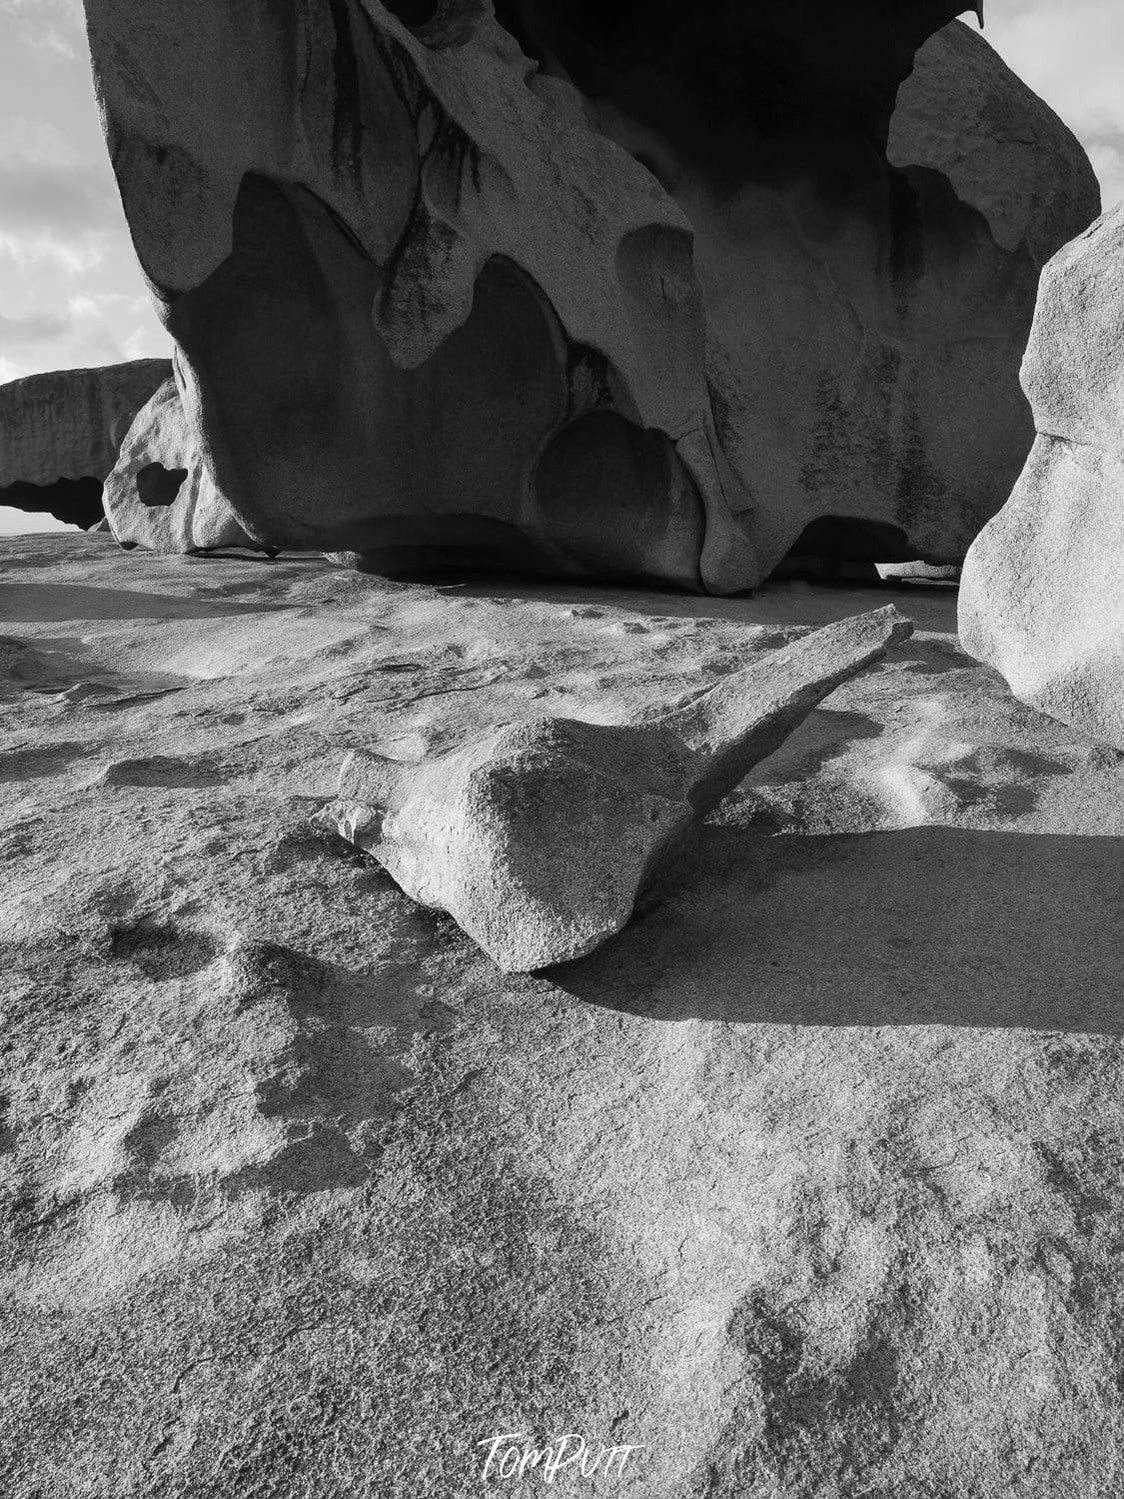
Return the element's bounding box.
[960,206,1124,749]
[103,378,259,554]
[81,3,1097,584]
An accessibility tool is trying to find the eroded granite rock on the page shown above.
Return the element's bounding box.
[960,207,1124,749]
[103,377,261,554]
[316,605,912,968]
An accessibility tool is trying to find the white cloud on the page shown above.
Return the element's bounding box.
[0,309,73,344]
[0,229,109,276]
[0,0,83,24]
[0,160,118,232]
[0,282,169,381]
[29,26,78,61]
[0,0,168,390]
[1088,143,1124,210]
[0,116,78,165]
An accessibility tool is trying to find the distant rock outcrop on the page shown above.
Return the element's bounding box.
[960,207,1124,750]
[0,360,170,528]
[81,2,1097,586]
[103,378,260,554]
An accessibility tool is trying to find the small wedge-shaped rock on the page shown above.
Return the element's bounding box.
[315,606,913,970]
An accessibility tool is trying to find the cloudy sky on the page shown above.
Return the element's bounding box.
[0,0,170,387]
[0,0,1120,530]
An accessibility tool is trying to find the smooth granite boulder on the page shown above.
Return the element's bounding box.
[960,208,1124,749]
[0,360,170,528]
[81,2,1097,585]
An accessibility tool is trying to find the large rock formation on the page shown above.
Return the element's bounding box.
[81,1,1097,587]
[0,360,170,528]
[960,207,1124,750]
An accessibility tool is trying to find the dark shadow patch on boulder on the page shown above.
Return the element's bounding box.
[776,515,916,583]
[493,0,974,184]
[383,0,440,27]
[99,753,227,789]
[0,477,103,530]
[222,943,456,1196]
[109,921,220,980]
[530,409,705,589]
[0,741,86,782]
[135,463,189,508]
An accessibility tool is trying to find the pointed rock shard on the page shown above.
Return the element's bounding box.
[315,605,913,971]
[656,606,916,815]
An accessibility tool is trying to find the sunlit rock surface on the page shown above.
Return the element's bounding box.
[2,531,1122,1494]
[81,2,1097,586]
[103,378,260,554]
[960,206,1124,750]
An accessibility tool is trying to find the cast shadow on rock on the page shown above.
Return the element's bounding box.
[554,825,1124,1036]
[225,945,457,1197]
[892,635,975,677]
[109,920,222,980]
[746,707,886,788]
[0,582,295,625]
[0,741,87,782]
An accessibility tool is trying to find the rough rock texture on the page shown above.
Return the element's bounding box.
[3,532,1124,1495]
[81,2,1098,586]
[318,607,912,968]
[960,207,1124,749]
[0,360,171,528]
[888,19,1100,267]
[103,378,260,554]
